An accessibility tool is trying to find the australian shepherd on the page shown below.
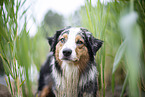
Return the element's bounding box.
[37,26,103,97]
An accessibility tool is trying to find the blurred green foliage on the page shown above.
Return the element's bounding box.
[80,0,145,97]
[43,10,64,28]
[0,0,145,97]
[0,57,4,75]
[40,10,64,37]
[0,0,33,96]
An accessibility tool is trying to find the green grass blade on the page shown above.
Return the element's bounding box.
[19,79,25,88]
[112,40,126,74]
[8,76,13,96]
[85,3,93,33]
[119,11,141,97]
[120,73,128,97]
[102,42,106,97]
[112,73,115,95]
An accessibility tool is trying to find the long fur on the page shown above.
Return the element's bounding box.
[37,27,103,97]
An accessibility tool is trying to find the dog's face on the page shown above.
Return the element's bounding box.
[48,27,103,71]
[56,28,89,62]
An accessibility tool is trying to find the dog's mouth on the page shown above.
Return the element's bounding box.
[61,57,79,62]
[62,57,70,60]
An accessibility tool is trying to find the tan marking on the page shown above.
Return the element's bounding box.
[75,35,85,48]
[55,34,89,73]
[75,35,89,73]
[40,80,54,97]
[59,33,68,42]
[40,86,49,97]
[55,33,68,65]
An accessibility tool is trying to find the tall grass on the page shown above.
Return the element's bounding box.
[0,0,145,97]
[81,0,145,97]
[0,0,34,96]
[0,0,57,96]
[82,0,109,96]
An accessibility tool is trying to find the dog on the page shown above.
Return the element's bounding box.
[37,26,103,97]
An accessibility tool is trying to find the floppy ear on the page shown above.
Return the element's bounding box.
[87,35,103,55]
[80,27,103,55]
[91,36,103,55]
[47,37,54,46]
[48,26,71,52]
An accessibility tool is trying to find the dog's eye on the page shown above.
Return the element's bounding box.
[59,38,65,43]
[76,40,83,45]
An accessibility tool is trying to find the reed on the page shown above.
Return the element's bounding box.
[0,0,33,96]
[81,0,145,97]
[0,0,144,97]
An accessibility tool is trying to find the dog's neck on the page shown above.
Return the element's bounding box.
[61,61,79,79]
[52,61,79,97]
[52,59,97,97]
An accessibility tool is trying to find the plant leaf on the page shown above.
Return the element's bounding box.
[112,40,127,74]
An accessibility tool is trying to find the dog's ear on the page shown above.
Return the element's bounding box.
[49,26,71,52]
[47,37,54,46]
[90,36,103,55]
[81,28,103,55]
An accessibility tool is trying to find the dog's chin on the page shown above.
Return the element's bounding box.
[60,57,79,62]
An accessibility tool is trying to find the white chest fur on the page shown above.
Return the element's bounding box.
[51,58,97,97]
[52,61,79,97]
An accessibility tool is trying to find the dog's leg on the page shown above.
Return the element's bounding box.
[40,85,55,97]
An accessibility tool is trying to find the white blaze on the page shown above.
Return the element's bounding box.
[59,28,81,61]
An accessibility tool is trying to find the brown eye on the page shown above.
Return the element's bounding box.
[76,40,84,45]
[60,38,65,43]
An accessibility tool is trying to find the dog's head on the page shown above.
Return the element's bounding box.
[48,27,103,70]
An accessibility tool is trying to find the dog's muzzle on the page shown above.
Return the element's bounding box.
[60,48,79,62]
[63,48,72,57]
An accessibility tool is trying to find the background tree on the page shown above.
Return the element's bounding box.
[40,10,64,37]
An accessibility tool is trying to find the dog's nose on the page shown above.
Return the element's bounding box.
[63,48,72,57]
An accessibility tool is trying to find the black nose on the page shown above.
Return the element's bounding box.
[63,48,72,57]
